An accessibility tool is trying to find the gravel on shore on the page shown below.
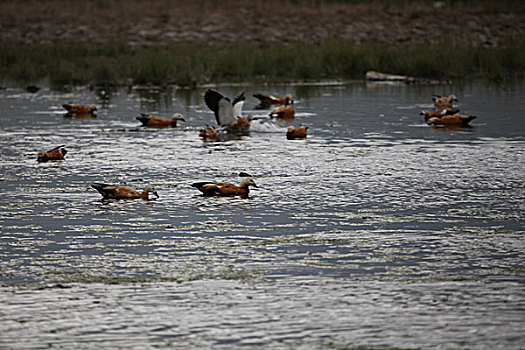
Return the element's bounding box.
[1,1,523,47]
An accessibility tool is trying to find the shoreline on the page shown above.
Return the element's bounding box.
[1,1,524,87]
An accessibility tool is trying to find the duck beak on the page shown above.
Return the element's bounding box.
[252,183,259,188]
[153,191,159,198]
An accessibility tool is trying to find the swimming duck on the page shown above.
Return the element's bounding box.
[270,105,295,119]
[63,104,97,116]
[91,183,159,200]
[432,95,458,110]
[253,93,293,109]
[37,145,67,162]
[199,125,218,140]
[226,114,253,133]
[420,108,460,123]
[286,126,308,140]
[137,113,185,128]
[191,178,258,198]
[427,114,477,127]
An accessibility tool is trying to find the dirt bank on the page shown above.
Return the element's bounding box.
[1,0,523,47]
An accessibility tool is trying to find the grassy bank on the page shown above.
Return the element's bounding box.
[1,37,524,88]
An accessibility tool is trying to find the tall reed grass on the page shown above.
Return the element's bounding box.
[1,37,524,88]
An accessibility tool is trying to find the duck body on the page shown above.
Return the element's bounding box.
[421,108,460,123]
[270,105,295,119]
[427,114,477,127]
[199,125,218,140]
[63,104,97,116]
[137,113,185,128]
[191,178,257,198]
[224,115,252,134]
[253,93,293,109]
[37,145,67,162]
[286,126,308,140]
[91,183,159,200]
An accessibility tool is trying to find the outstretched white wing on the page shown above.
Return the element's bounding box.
[233,100,244,118]
[204,89,237,126]
[217,98,236,126]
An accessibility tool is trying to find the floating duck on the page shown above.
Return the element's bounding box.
[229,114,253,132]
[37,145,67,162]
[203,89,251,133]
[191,178,258,198]
[433,95,458,110]
[63,104,97,117]
[198,125,218,140]
[91,183,159,200]
[427,114,477,127]
[136,113,185,128]
[270,105,295,119]
[420,108,460,123]
[286,126,308,140]
[253,93,293,109]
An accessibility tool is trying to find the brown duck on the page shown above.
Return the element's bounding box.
[432,95,458,110]
[253,93,293,109]
[199,125,218,140]
[420,108,460,123]
[270,105,295,119]
[37,145,67,162]
[427,114,477,127]
[191,178,258,198]
[286,126,308,140]
[91,183,159,200]
[137,113,185,128]
[63,104,97,117]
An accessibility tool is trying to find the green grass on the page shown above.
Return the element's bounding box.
[1,37,524,88]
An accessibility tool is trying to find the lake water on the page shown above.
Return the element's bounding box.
[1,81,524,349]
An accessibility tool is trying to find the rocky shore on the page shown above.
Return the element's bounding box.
[1,1,523,47]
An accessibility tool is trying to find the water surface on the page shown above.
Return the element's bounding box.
[1,81,524,349]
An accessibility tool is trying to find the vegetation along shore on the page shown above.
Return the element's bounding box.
[1,0,524,88]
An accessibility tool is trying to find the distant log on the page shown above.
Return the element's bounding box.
[365,71,416,83]
[365,71,449,85]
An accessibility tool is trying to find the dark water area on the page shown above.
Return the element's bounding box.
[0,81,524,349]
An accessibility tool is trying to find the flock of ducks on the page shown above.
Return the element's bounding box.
[39,91,477,200]
[197,89,302,140]
[41,89,303,200]
[420,94,476,128]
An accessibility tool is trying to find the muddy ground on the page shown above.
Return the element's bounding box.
[1,1,523,47]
